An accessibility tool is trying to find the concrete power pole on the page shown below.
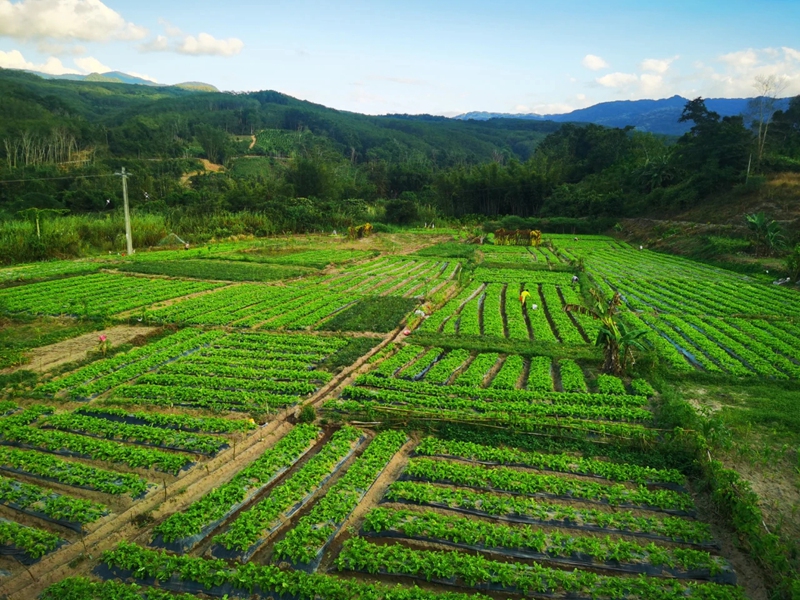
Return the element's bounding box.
[116,167,134,255]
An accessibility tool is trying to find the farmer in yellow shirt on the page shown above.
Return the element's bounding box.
[519,289,532,305]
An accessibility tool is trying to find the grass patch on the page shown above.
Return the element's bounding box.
[676,377,800,447]
[319,297,417,333]
[0,316,98,369]
[415,243,476,260]
[116,259,315,282]
[318,337,380,373]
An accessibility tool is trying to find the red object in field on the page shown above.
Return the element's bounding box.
[403,329,411,336]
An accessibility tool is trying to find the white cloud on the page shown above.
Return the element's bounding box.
[141,28,243,57]
[596,72,639,88]
[127,71,157,83]
[0,48,79,74]
[139,35,169,52]
[703,47,800,96]
[582,54,609,71]
[718,49,759,73]
[641,56,679,74]
[177,33,243,56]
[639,73,664,94]
[74,56,111,73]
[0,0,146,42]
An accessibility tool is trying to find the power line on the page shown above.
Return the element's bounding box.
[0,173,118,185]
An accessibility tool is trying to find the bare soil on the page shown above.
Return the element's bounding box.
[6,325,158,374]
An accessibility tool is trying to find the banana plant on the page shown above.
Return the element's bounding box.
[564,288,648,375]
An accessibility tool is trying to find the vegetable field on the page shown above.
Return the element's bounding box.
[0,231,795,600]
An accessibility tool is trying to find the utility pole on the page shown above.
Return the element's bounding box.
[116,167,134,255]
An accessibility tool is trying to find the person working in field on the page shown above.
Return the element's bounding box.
[519,289,532,306]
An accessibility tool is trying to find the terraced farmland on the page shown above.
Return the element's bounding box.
[0,232,796,600]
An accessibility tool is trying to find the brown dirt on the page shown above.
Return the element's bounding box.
[249,135,256,150]
[5,325,158,374]
[481,355,506,388]
[180,159,226,184]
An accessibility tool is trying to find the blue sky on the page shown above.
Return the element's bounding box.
[1,0,799,115]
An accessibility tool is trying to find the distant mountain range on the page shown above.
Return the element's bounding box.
[26,69,219,92]
[455,95,791,136]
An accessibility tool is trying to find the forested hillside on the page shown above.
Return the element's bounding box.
[1,67,799,243]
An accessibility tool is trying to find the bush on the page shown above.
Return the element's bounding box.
[787,244,800,281]
[298,404,316,423]
[384,199,419,225]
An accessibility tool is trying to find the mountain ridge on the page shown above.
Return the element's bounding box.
[455,95,791,136]
[23,69,219,92]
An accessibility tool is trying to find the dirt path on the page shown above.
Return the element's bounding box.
[4,325,158,374]
[180,159,226,184]
[249,135,257,150]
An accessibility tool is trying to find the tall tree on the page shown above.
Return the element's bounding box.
[747,75,788,163]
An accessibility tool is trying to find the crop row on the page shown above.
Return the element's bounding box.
[159,360,332,383]
[135,373,318,395]
[152,424,319,546]
[184,352,318,371]
[527,356,553,392]
[0,272,220,317]
[399,347,444,380]
[414,438,684,485]
[473,268,573,285]
[355,373,648,408]
[76,407,256,434]
[213,426,362,553]
[0,518,63,561]
[100,541,486,600]
[208,330,348,354]
[41,577,206,600]
[336,537,744,599]
[37,328,214,397]
[0,259,102,283]
[108,384,297,413]
[362,507,727,576]
[559,284,600,340]
[69,331,227,400]
[0,446,149,497]
[455,353,498,387]
[482,283,505,337]
[418,283,483,334]
[424,349,471,384]
[374,344,424,377]
[272,429,407,565]
[541,285,585,344]
[385,481,713,544]
[558,359,587,392]
[340,387,653,423]
[0,408,192,474]
[332,400,657,442]
[0,475,107,526]
[42,413,226,456]
[404,458,694,513]
[489,355,523,389]
[596,374,627,395]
